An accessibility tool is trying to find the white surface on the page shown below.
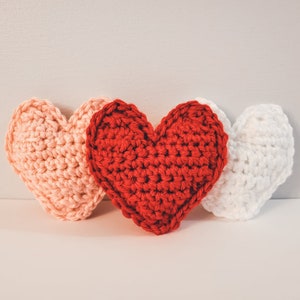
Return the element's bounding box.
[0,199,299,300]
[0,0,299,199]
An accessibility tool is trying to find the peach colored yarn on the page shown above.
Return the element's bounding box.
[5,98,110,220]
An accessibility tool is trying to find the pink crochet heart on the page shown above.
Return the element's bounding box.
[6,98,110,220]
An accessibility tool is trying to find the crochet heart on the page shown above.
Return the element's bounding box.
[198,98,294,220]
[86,99,228,234]
[6,98,110,220]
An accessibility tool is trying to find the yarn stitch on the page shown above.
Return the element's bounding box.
[198,98,294,220]
[86,99,228,234]
[6,98,110,220]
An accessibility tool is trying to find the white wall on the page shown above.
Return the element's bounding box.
[0,0,299,199]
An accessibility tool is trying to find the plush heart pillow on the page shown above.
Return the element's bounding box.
[6,98,110,220]
[86,99,228,234]
[198,98,294,220]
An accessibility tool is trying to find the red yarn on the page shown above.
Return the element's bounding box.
[86,99,228,235]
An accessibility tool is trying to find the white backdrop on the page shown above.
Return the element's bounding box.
[0,0,299,199]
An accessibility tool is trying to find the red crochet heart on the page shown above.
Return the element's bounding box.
[86,99,228,235]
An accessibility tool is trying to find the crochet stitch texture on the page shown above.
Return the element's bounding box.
[6,98,109,220]
[198,98,294,220]
[86,99,228,234]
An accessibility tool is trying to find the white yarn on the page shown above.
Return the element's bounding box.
[197,98,294,220]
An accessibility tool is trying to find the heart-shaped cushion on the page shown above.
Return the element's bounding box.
[198,98,294,220]
[86,99,228,234]
[6,98,110,220]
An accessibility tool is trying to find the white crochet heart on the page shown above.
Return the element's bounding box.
[197,98,294,220]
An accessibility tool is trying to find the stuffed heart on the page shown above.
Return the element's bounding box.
[86,99,228,234]
[198,98,294,220]
[6,98,110,220]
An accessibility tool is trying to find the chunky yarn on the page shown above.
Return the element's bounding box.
[86,99,228,234]
[6,98,110,220]
[198,98,294,220]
